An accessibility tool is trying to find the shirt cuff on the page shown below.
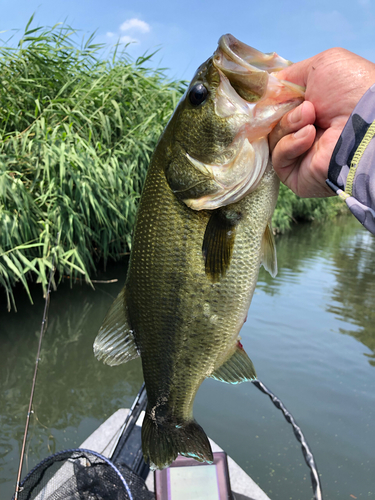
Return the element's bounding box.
[327,83,375,234]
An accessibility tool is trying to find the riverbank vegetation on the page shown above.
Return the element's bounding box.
[0,18,344,310]
[273,183,344,233]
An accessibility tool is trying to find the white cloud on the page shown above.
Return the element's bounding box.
[120,18,150,34]
[120,35,138,44]
[106,32,115,38]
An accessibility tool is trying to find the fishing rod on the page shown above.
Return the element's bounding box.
[13,250,56,500]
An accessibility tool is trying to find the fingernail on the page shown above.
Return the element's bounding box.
[289,104,303,124]
[294,125,310,139]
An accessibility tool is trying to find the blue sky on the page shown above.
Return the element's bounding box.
[2,0,375,81]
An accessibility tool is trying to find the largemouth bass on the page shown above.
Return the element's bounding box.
[94,34,304,470]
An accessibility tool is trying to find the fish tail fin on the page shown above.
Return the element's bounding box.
[142,411,213,470]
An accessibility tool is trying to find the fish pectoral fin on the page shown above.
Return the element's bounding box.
[203,208,241,282]
[93,287,139,366]
[210,342,257,384]
[261,222,277,278]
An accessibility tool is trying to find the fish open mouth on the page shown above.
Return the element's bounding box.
[183,35,305,211]
[213,34,303,102]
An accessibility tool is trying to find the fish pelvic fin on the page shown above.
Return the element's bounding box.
[210,341,257,384]
[93,287,139,366]
[203,208,242,282]
[142,411,213,470]
[261,222,277,278]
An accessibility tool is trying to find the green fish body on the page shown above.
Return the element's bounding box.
[94,34,304,469]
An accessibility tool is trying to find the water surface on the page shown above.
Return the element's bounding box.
[1,215,374,499]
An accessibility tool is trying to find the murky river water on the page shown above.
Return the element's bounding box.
[1,215,374,499]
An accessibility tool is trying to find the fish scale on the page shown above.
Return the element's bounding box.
[128,149,278,461]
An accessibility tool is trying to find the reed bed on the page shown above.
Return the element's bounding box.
[0,17,185,310]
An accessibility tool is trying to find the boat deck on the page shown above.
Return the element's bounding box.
[80,407,270,500]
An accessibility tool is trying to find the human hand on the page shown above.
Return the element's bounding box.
[268,48,375,197]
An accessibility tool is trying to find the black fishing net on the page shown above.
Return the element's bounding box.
[13,448,154,500]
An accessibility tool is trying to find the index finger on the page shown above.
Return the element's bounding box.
[269,101,315,152]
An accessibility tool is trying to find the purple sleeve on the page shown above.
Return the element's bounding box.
[327,83,375,234]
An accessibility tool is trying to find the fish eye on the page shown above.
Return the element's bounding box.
[189,83,208,106]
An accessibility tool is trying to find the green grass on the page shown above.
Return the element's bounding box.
[0,16,346,310]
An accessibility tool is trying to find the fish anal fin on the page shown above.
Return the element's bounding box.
[210,341,257,384]
[261,222,277,278]
[93,287,139,366]
[202,209,241,282]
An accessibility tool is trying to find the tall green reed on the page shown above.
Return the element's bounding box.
[0,16,186,310]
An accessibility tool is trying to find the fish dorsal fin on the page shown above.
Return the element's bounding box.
[210,342,257,384]
[202,209,241,282]
[261,222,277,277]
[93,287,139,366]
